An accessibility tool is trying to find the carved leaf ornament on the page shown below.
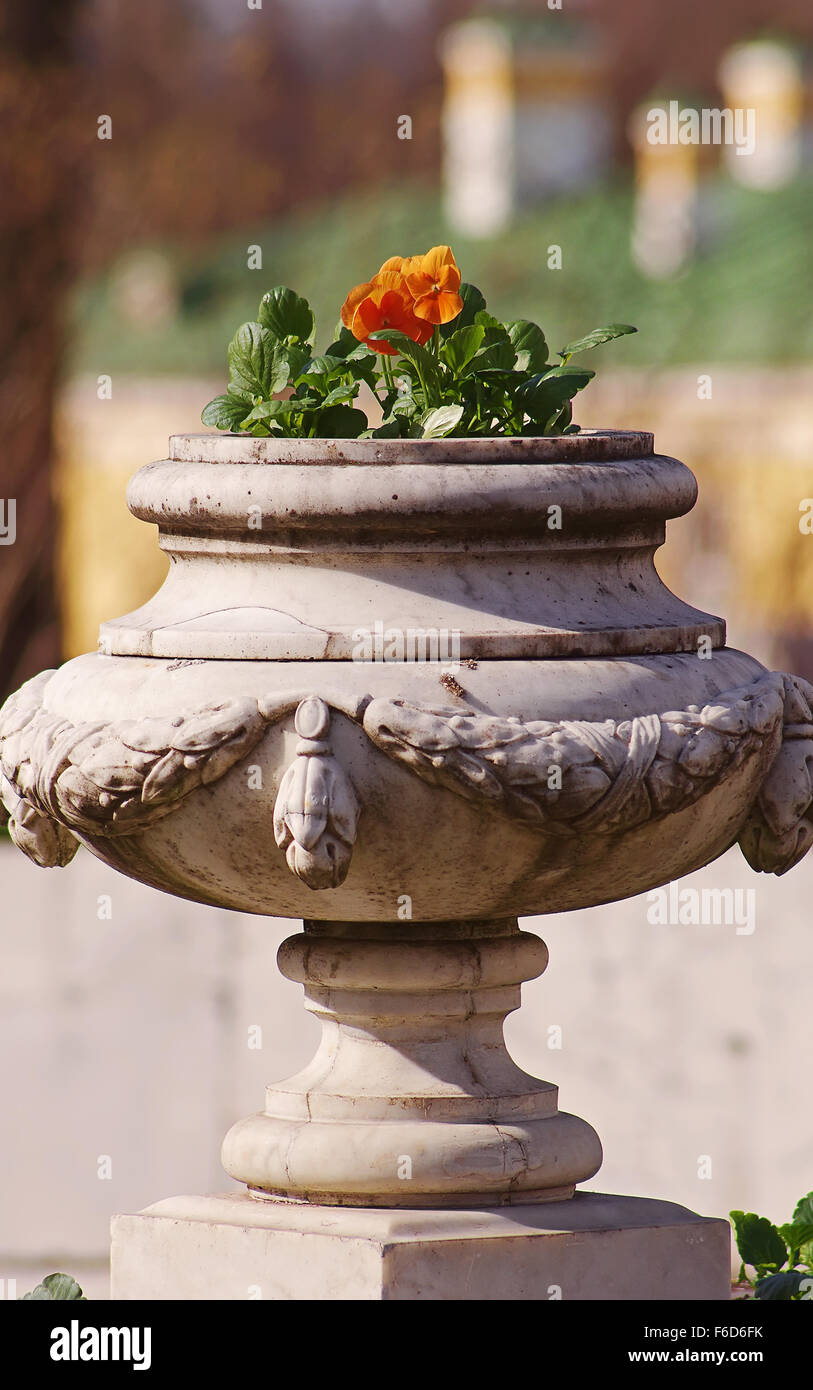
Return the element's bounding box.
[1,668,812,887]
[272,696,360,890]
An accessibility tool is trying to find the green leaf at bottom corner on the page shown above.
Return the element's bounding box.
[779,1217,813,1261]
[729,1210,788,1271]
[755,1269,810,1300]
[22,1272,86,1300]
[421,404,464,438]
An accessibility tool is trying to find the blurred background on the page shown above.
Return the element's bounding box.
[1,0,811,1298]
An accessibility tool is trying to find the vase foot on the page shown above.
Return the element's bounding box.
[110,1191,732,1301]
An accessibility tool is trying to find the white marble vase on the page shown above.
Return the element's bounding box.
[2,431,811,1299]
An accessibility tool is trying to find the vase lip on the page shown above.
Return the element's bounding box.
[106,427,717,662]
[169,428,655,466]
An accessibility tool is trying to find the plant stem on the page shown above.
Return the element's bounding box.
[413,360,430,407]
[378,353,397,408]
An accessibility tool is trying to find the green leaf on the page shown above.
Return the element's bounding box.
[516,370,594,430]
[312,405,368,438]
[301,354,343,376]
[369,330,441,401]
[421,404,464,438]
[441,324,485,374]
[364,420,406,439]
[258,287,315,344]
[730,1211,788,1272]
[465,325,516,375]
[323,327,377,367]
[779,1220,813,1262]
[390,393,420,420]
[22,1272,87,1301]
[506,320,549,373]
[549,399,573,433]
[292,388,326,409]
[558,323,637,361]
[295,355,345,393]
[238,399,289,426]
[227,322,289,398]
[321,383,359,408]
[755,1270,810,1300]
[473,310,503,330]
[439,282,486,337]
[790,1193,813,1266]
[343,350,379,389]
[324,326,359,358]
[540,363,596,382]
[285,342,312,381]
[201,393,252,431]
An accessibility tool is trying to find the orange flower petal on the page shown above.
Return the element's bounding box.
[377,255,405,274]
[352,287,432,355]
[421,245,458,280]
[404,269,433,300]
[341,280,373,332]
[370,270,410,295]
[352,294,386,340]
[348,282,414,343]
[436,263,462,293]
[413,290,464,325]
[410,315,435,345]
[399,254,423,279]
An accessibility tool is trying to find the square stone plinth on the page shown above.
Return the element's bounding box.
[111,1191,731,1300]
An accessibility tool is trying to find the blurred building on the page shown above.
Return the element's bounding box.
[441,11,612,236]
[719,39,805,189]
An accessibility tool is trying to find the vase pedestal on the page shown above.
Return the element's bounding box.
[110,1191,731,1300]
[220,917,603,1208]
[110,916,731,1299]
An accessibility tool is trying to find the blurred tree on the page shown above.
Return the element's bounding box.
[0,0,85,703]
[79,0,289,261]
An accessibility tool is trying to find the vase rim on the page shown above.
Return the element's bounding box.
[169,428,654,466]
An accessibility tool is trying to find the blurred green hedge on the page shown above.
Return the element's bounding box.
[68,175,813,376]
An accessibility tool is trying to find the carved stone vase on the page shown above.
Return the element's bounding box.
[2,430,811,1300]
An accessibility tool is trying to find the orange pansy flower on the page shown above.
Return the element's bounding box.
[340,257,408,331]
[350,280,433,356]
[340,248,463,352]
[403,245,463,325]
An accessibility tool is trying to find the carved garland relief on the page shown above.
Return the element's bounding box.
[1,669,812,887]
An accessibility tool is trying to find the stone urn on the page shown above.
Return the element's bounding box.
[2,430,811,1300]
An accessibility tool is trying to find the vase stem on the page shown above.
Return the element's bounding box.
[221,917,602,1208]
